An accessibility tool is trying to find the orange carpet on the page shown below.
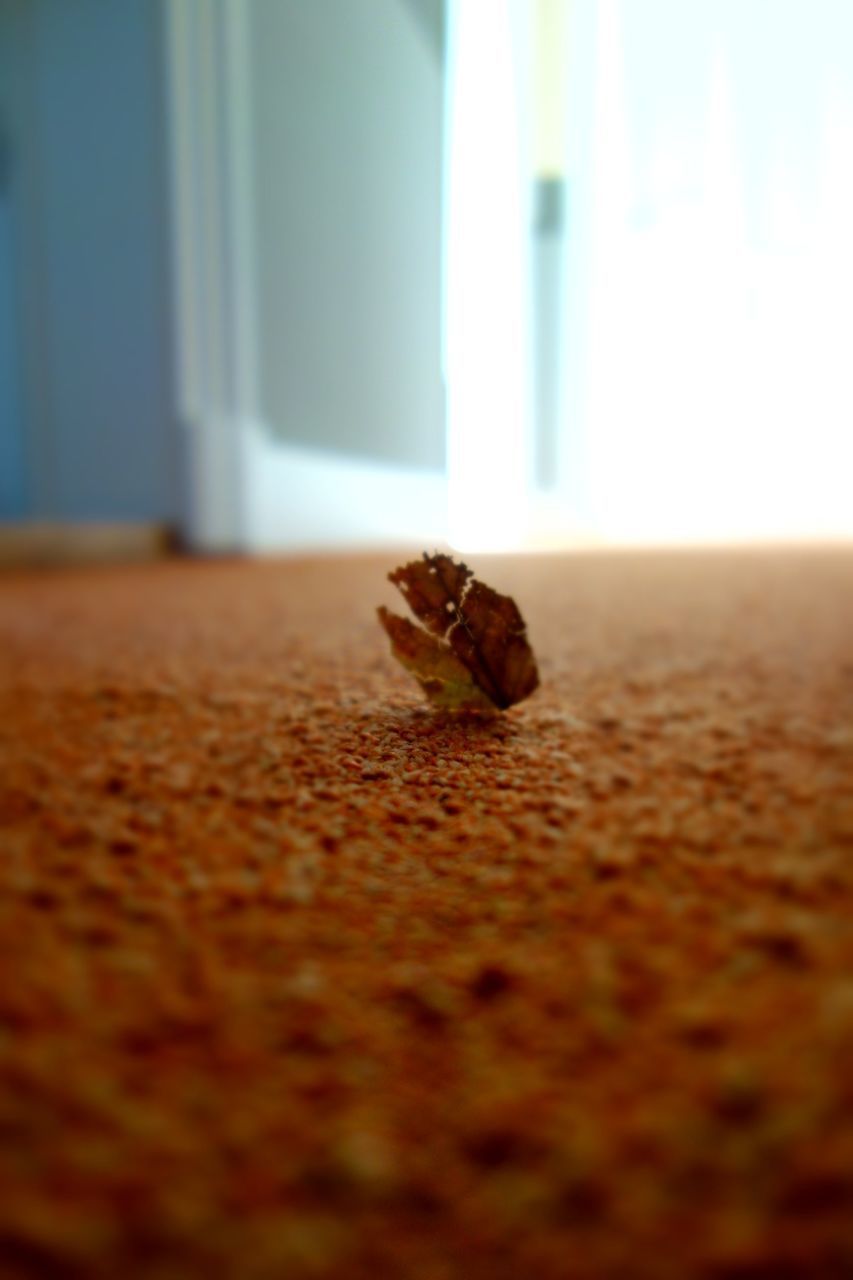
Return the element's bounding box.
[0,548,852,1279]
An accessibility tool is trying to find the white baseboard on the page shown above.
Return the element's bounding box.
[243,429,448,552]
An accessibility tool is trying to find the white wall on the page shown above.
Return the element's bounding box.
[249,0,446,471]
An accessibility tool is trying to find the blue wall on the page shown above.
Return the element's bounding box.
[0,0,178,522]
[0,187,27,518]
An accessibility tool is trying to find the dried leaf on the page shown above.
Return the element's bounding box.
[378,553,539,712]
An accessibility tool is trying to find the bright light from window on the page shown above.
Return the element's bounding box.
[444,0,531,552]
[576,0,853,544]
[445,0,853,550]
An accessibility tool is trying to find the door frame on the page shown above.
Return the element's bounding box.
[163,0,448,553]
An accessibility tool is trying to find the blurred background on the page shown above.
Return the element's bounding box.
[0,0,851,557]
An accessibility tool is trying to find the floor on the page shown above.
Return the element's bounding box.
[0,548,852,1278]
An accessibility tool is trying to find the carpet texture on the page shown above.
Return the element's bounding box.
[1,548,852,1280]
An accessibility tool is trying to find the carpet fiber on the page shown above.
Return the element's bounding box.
[1,548,852,1279]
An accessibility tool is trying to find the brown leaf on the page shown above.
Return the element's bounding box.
[378,553,539,712]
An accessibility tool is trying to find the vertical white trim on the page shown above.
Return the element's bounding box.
[164,0,252,550]
[164,2,199,428]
